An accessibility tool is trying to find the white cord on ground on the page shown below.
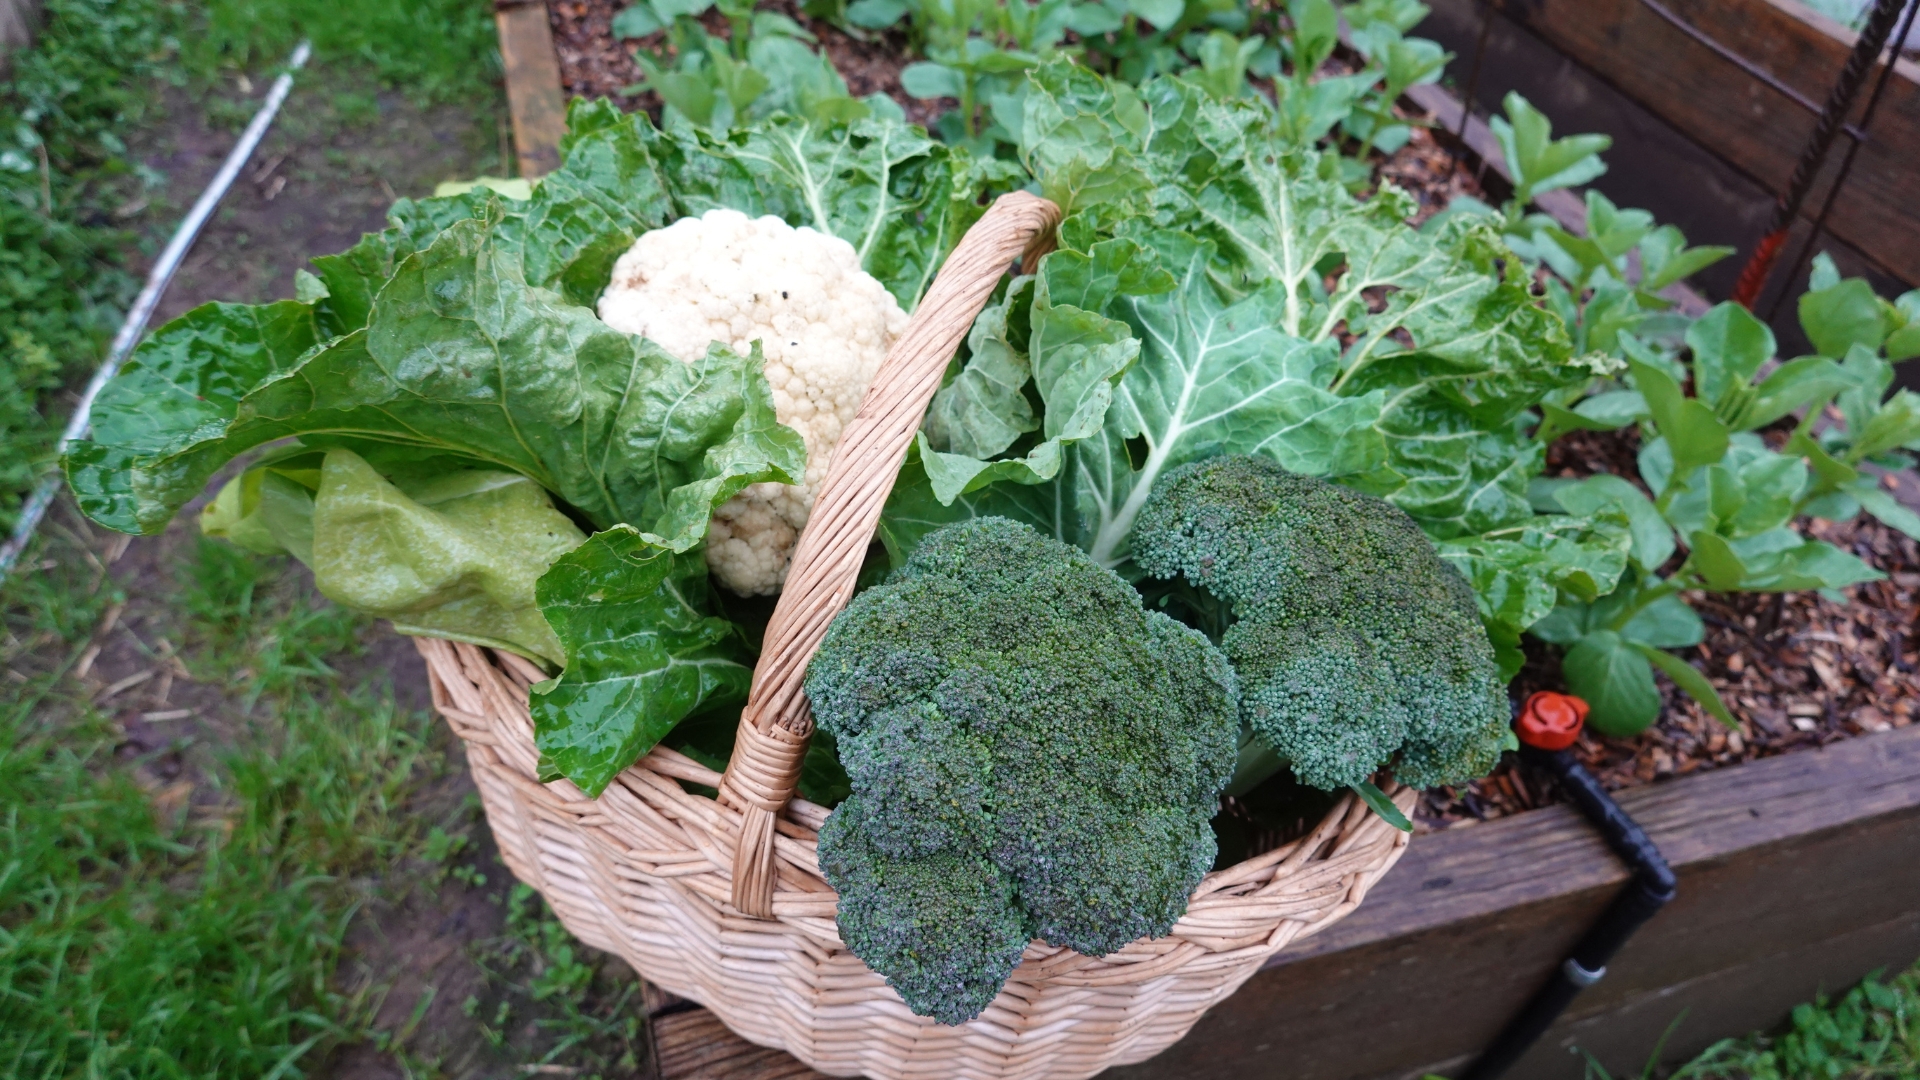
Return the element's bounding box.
[0,41,313,579]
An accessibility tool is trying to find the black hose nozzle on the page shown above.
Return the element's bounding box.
[1457,745,1677,1080]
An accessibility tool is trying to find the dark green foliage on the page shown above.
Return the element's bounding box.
[807,517,1238,1024]
[0,0,165,527]
[189,0,500,104]
[1133,455,1508,791]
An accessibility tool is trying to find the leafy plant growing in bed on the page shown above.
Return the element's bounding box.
[1435,93,1735,363]
[613,0,889,128]
[1526,261,1920,735]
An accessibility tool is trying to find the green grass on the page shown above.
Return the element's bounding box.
[0,0,168,528]
[2,518,652,1075]
[187,0,501,104]
[0,527,435,1076]
[0,0,500,530]
[1676,964,1920,1080]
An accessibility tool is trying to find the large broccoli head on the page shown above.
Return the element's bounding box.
[1132,455,1508,792]
[806,516,1239,1025]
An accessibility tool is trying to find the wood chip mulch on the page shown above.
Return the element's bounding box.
[1418,426,1920,832]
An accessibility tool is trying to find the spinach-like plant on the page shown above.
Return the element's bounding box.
[1445,93,1734,360]
[1338,0,1448,169]
[1528,289,1910,736]
[614,2,878,128]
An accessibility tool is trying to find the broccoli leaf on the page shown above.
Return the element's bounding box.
[531,526,755,797]
[887,65,1593,585]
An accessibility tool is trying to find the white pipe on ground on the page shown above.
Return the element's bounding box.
[0,40,312,578]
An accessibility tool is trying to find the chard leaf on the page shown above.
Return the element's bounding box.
[65,300,323,534]
[531,526,755,798]
[71,212,806,551]
[309,449,586,666]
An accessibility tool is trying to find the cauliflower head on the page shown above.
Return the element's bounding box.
[597,208,909,595]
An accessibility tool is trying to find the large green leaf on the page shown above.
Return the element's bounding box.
[1799,277,1888,359]
[1686,302,1773,416]
[308,449,586,666]
[72,212,806,550]
[1564,629,1661,737]
[66,300,322,534]
[531,526,755,798]
[1078,232,1389,565]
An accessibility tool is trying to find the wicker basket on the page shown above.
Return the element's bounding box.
[412,192,1417,1080]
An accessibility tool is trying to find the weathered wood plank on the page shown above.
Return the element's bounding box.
[494,0,567,178]
[1107,723,1920,1080]
[1472,0,1920,285]
[653,1006,835,1080]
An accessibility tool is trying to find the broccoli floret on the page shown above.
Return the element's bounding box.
[807,517,1239,1025]
[1133,455,1507,791]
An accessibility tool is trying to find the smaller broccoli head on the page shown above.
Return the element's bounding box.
[816,801,1030,1026]
[1134,455,1508,792]
[806,516,1239,1024]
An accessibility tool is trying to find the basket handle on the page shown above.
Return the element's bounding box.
[718,191,1061,917]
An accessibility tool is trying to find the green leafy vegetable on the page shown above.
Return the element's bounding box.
[884,63,1621,651]
[68,101,1004,795]
[531,527,755,797]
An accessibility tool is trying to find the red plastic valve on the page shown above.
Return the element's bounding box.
[1517,691,1589,751]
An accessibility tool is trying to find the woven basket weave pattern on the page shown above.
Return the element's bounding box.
[413,193,1418,1080]
[421,637,1413,1080]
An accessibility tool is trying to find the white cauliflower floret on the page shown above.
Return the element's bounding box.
[598,209,908,595]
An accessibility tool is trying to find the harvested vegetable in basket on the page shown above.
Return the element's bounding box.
[65,101,1015,796]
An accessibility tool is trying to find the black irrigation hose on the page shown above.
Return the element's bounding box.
[1456,744,1678,1080]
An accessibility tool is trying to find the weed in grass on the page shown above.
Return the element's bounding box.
[1677,965,1920,1080]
